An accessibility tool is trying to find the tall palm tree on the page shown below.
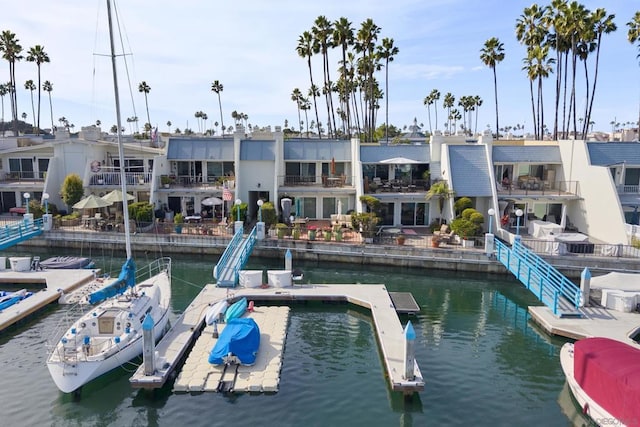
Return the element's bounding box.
[211,80,224,136]
[355,18,381,142]
[473,96,483,135]
[333,17,355,138]
[297,31,322,139]
[0,30,23,135]
[312,16,336,138]
[26,44,49,135]
[583,8,616,139]
[376,37,398,143]
[429,89,441,131]
[426,181,455,225]
[42,80,53,133]
[138,81,152,136]
[291,88,303,134]
[24,80,36,127]
[628,11,640,134]
[480,37,505,140]
[423,92,434,134]
[443,93,455,134]
[166,120,172,133]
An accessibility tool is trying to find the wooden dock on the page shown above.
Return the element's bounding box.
[0,269,96,332]
[130,283,424,393]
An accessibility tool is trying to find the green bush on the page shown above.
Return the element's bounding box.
[260,201,277,228]
[229,202,247,222]
[454,197,473,216]
[60,174,84,208]
[128,202,153,223]
[450,217,481,239]
[173,213,184,224]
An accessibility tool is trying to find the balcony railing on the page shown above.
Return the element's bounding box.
[279,175,354,187]
[618,184,640,194]
[3,171,46,181]
[365,179,429,194]
[497,180,579,196]
[89,171,151,186]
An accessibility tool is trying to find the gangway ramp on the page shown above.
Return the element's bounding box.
[495,238,582,317]
[214,226,257,287]
[0,218,44,250]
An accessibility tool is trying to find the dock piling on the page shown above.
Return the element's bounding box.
[403,321,416,381]
[142,314,156,375]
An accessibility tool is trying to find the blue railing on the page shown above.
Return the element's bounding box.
[0,217,44,250]
[213,226,244,280]
[230,226,257,285]
[495,237,581,316]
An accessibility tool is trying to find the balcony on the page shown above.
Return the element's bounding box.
[617,184,640,194]
[279,175,354,188]
[2,171,46,182]
[497,180,580,197]
[89,169,151,187]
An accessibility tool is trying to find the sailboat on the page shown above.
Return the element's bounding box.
[46,0,172,394]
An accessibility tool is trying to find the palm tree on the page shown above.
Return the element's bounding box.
[333,17,355,138]
[26,44,49,135]
[42,80,53,133]
[443,93,455,134]
[426,181,455,225]
[297,31,322,139]
[473,96,483,135]
[628,11,640,134]
[480,37,505,140]
[423,92,434,134]
[211,80,224,136]
[24,80,36,127]
[355,18,381,142]
[583,9,616,139]
[138,81,152,136]
[291,88,303,134]
[376,37,398,143]
[429,89,441,131]
[166,120,172,133]
[312,16,336,138]
[0,83,7,136]
[0,30,23,135]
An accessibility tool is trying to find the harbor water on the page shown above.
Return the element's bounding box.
[0,247,586,426]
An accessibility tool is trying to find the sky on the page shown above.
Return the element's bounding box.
[2,0,639,136]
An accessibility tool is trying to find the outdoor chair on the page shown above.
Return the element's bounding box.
[434,224,455,243]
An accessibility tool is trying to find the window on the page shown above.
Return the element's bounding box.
[9,158,34,178]
[401,202,428,226]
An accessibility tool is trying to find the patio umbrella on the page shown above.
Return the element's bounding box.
[330,157,336,175]
[201,196,223,206]
[632,206,639,225]
[101,189,134,203]
[379,157,419,164]
[73,194,113,210]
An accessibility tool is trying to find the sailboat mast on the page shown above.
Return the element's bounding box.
[106,0,132,259]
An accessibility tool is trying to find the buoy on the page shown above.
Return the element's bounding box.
[248,301,255,312]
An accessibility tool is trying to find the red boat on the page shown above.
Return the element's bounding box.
[560,337,640,427]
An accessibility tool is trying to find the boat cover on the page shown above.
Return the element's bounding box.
[208,317,260,365]
[40,256,94,269]
[88,258,136,304]
[574,337,640,425]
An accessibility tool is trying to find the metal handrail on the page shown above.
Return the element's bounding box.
[213,226,243,280]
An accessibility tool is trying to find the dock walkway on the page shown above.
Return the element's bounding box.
[130,283,424,393]
[0,269,95,331]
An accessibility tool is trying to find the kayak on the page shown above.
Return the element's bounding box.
[205,299,229,325]
[224,297,247,323]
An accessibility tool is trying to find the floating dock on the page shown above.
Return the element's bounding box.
[0,268,96,332]
[130,283,424,393]
[173,305,289,393]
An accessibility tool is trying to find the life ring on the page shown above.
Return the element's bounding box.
[91,160,101,173]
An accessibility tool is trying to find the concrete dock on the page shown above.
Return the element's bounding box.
[173,305,289,393]
[130,283,424,393]
[529,305,640,344]
[0,268,96,331]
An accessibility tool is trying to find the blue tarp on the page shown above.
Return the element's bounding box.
[208,318,260,365]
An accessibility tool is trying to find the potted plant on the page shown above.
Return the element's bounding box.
[276,223,288,239]
[352,212,379,243]
[397,234,406,245]
[161,175,171,188]
[308,225,317,241]
[323,228,332,241]
[173,213,184,234]
[431,235,441,248]
[334,226,343,242]
[292,225,301,240]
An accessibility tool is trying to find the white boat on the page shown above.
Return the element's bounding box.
[560,337,640,427]
[46,0,171,394]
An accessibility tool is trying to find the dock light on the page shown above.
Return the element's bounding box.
[42,193,50,215]
[488,208,495,234]
[257,199,263,223]
[515,209,524,236]
[235,199,242,221]
[23,192,30,214]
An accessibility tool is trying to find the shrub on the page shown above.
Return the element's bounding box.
[450,217,481,239]
[128,202,153,223]
[60,174,84,208]
[454,197,473,216]
[260,201,277,228]
[173,213,184,224]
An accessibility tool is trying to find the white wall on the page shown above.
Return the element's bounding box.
[558,139,627,244]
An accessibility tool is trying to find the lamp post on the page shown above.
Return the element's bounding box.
[487,208,495,234]
[42,193,50,215]
[23,193,30,215]
[515,209,523,236]
[257,199,263,223]
[235,199,242,221]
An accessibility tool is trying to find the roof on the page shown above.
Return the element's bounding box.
[449,145,492,197]
[284,139,351,161]
[360,144,430,163]
[587,142,640,166]
[492,145,561,163]
[166,138,234,160]
[239,140,276,161]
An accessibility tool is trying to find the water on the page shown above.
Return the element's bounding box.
[0,247,582,426]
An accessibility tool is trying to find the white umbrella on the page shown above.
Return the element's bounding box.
[101,189,134,203]
[73,194,113,209]
[380,157,420,164]
[201,196,223,206]
[337,199,342,215]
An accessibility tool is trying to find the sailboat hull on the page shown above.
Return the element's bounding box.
[47,263,171,393]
